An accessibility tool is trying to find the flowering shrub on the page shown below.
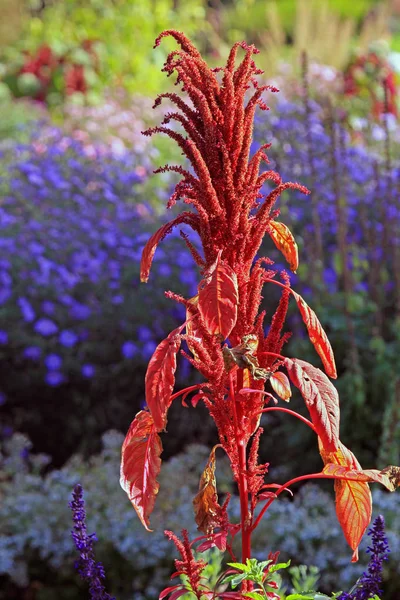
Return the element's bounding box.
[2,41,101,105]
[3,0,211,99]
[1,432,399,599]
[0,129,199,463]
[343,43,398,119]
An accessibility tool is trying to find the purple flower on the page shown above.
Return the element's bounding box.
[70,302,92,320]
[0,392,6,406]
[18,297,36,323]
[45,371,65,386]
[0,330,8,344]
[59,330,78,347]
[69,484,115,600]
[34,318,58,336]
[0,288,11,305]
[157,263,172,277]
[45,353,62,370]
[338,515,390,600]
[42,300,56,315]
[136,326,152,342]
[142,340,157,360]
[82,364,95,378]
[23,346,42,360]
[121,341,137,359]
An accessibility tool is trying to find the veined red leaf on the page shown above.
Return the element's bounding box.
[140,213,198,283]
[319,440,371,562]
[198,255,238,339]
[145,326,182,430]
[284,358,339,451]
[268,220,299,272]
[291,291,337,379]
[193,445,222,535]
[322,463,400,492]
[270,372,291,401]
[120,411,162,531]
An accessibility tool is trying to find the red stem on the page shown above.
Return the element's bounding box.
[260,407,316,432]
[264,278,293,294]
[252,472,345,531]
[258,351,286,360]
[229,372,252,577]
[169,384,205,402]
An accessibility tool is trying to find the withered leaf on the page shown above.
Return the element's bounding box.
[193,445,222,535]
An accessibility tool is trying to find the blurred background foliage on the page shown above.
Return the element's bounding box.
[1,0,400,598]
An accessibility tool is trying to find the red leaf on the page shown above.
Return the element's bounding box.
[270,371,291,401]
[268,220,299,272]
[284,358,340,452]
[319,440,372,561]
[291,291,337,379]
[198,254,238,339]
[120,411,162,531]
[197,530,227,552]
[159,586,183,600]
[140,214,198,283]
[258,491,277,500]
[170,589,190,600]
[145,327,182,430]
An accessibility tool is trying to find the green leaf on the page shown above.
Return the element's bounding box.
[286,594,315,600]
[267,560,291,574]
[244,592,266,600]
[227,562,248,572]
[246,558,259,570]
[258,560,273,571]
[223,573,248,588]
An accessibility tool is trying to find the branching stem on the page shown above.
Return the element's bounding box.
[260,407,316,432]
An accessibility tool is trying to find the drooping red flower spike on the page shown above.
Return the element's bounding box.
[121,31,400,585]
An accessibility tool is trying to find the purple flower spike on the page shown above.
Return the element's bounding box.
[70,484,115,600]
[338,515,390,600]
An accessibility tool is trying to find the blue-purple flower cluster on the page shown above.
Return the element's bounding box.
[255,99,399,300]
[338,514,390,600]
[0,129,198,408]
[70,483,115,600]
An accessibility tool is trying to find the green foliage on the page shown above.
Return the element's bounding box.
[222,558,291,598]
[1,435,399,599]
[0,96,44,143]
[6,0,211,98]
[289,565,321,595]
[227,0,383,35]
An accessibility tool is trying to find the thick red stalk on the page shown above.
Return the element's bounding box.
[229,372,252,579]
